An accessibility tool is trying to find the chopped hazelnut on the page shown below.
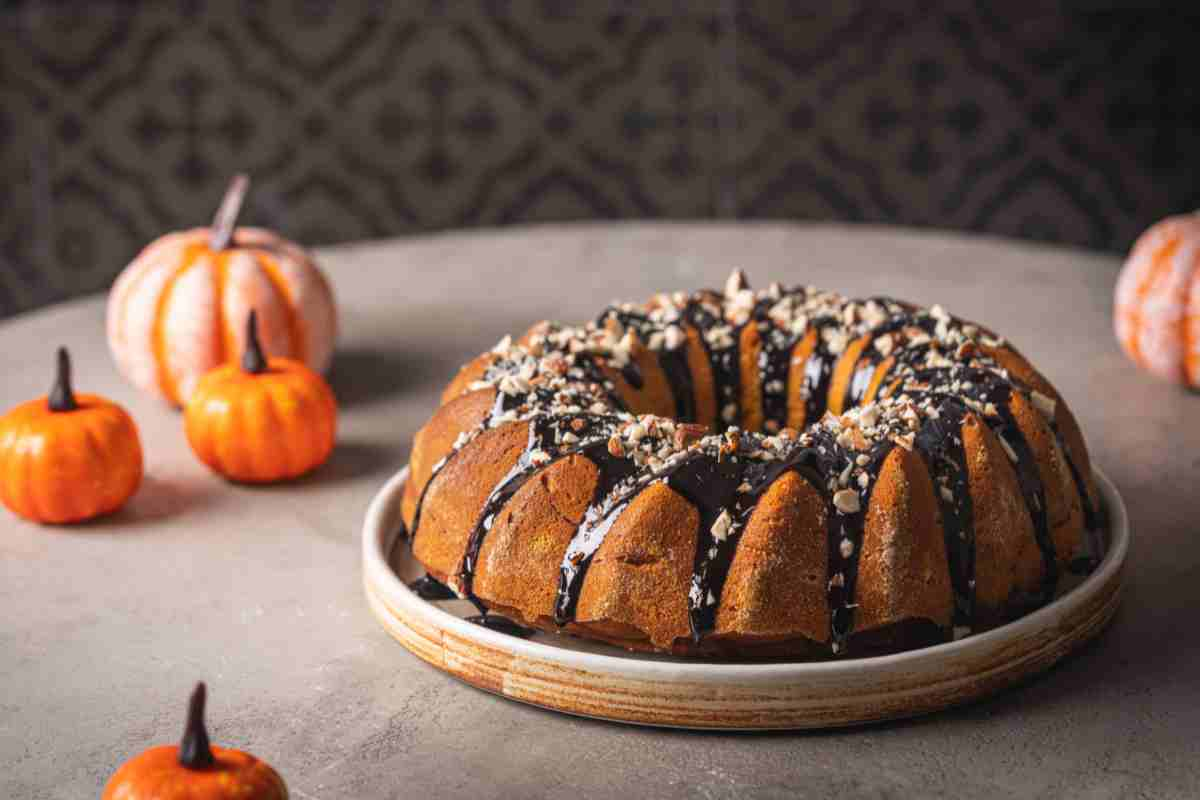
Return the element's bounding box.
[607,436,625,458]
[833,488,861,514]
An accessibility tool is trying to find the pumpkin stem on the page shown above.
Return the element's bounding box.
[48,347,78,412]
[179,682,215,770]
[242,310,269,374]
[209,173,249,251]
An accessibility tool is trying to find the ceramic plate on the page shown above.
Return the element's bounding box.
[362,466,1128,729]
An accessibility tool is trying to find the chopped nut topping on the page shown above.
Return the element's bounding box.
[673,424,708,449]
[439,275,1046,587]
[498,374,531,396]
[711,510,732,542]
[663,325,686,350]
[823,328,849,355]
[724,268,750,298]
[833,488,861,514]
[704,324,735,349]
[842,304,858,328]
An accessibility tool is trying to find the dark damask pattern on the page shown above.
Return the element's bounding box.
[1,0,1198,316]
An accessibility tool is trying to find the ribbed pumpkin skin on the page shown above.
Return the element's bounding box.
[184,357,337,483]
[0,394,143,523]
[1114,212,1200,388]
[101,744,288,800]
[107,227,337,406]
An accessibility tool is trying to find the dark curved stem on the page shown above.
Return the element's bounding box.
[48,347,78,412]
[178,682,215,769]
[209,174,249,251]
[242,310,268,374]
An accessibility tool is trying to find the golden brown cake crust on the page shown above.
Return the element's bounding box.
[398,273,1101,660]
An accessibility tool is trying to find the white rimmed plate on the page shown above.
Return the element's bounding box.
[362,466,1128,729]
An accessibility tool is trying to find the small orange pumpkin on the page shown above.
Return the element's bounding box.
[107,174,337,406]
[185,310,337,482]
[102,682,288,800]
[1114,211,1200,388]
[0,348,142,523]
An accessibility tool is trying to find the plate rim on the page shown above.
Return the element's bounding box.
[362,464,1129,685]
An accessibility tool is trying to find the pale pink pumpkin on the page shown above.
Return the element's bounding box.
[106,177,337,406]
[1114,212,1200,389]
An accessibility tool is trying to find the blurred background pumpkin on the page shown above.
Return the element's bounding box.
[1114,212,1200,389]
[106,175,337,406]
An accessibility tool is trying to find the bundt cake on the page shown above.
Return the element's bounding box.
[396,270,1101,659]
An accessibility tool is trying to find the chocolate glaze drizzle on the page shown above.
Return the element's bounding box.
[912,400,976,625]
[839,309,918,411]
[1048,421,1103,572]
[801,317,840,425]
[553,438,642,624]
[402,277,1099,651]
[665,452,748,639]
[906,365,1058,603]
[599,307,695,420]
[465,613,537,638]
[983,383,1057,601]
[408,574,457,601]
[686,295,741,427]
[753,309,794,433]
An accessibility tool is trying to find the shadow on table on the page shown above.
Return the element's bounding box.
[329,346,453,408]
[285,440,401,489]
[69,474,223,532]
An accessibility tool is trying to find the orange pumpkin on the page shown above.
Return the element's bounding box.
[0,348,142,523]
[185,310,337,482]
[102,683,288,800]
[107,174,337,406]
[1114,211,1200,388]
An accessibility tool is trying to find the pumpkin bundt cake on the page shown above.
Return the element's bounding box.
[396,270,1101,659]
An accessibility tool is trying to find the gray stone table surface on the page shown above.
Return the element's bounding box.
[2,223,1198,799]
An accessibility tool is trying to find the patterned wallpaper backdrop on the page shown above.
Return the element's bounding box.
[2,1,1199,317]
